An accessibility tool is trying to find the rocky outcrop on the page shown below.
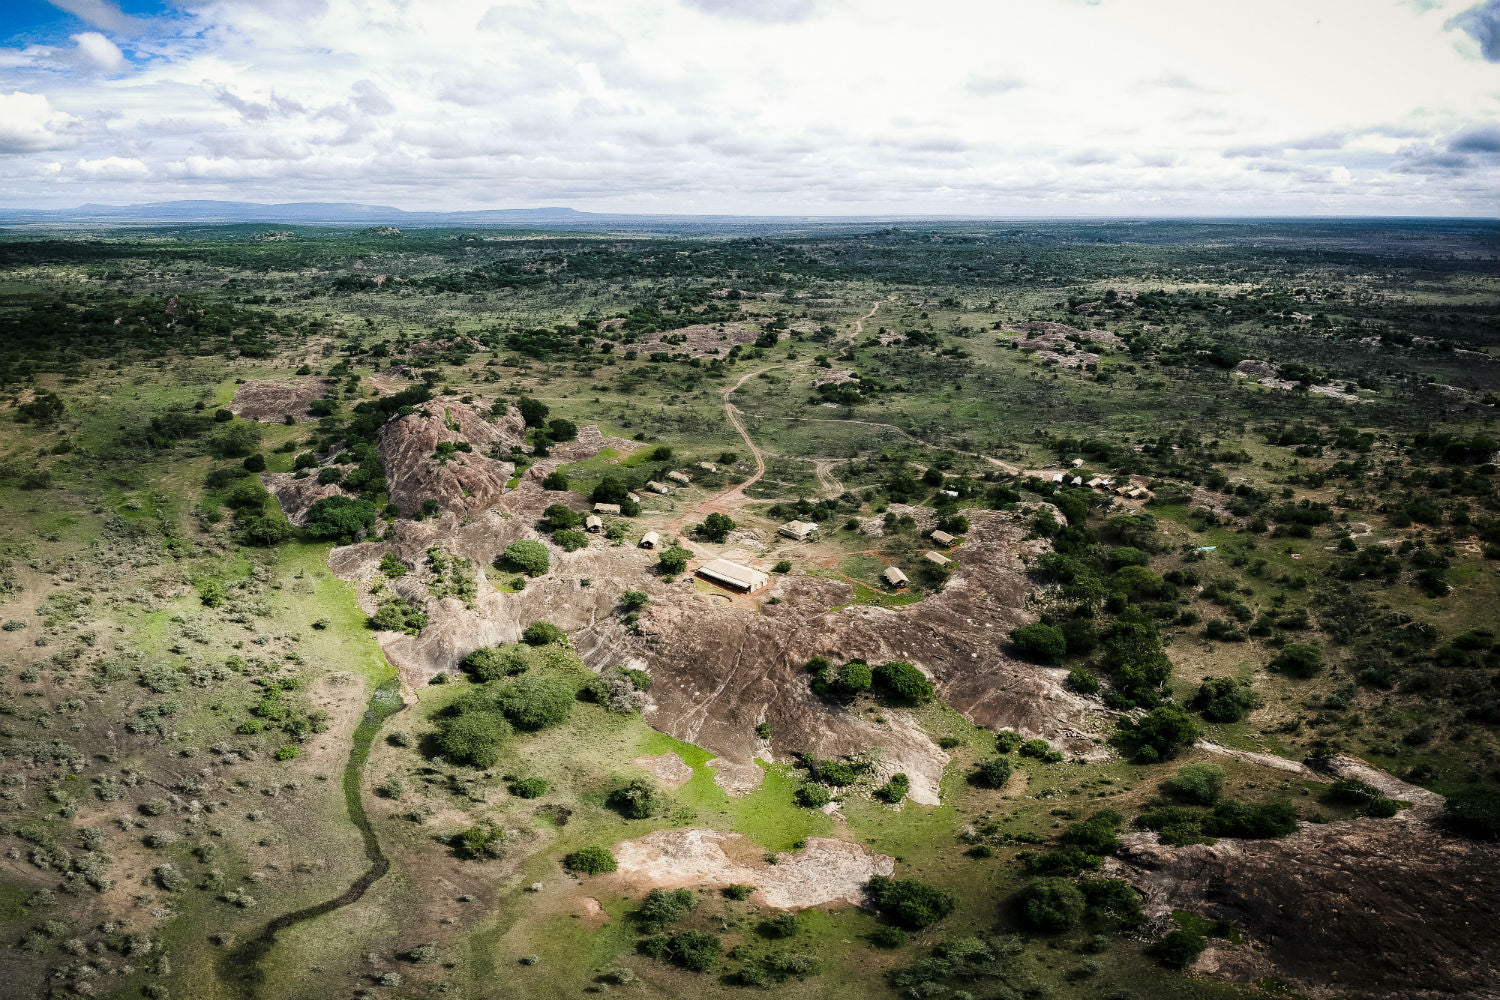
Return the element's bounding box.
[375,396,526,517]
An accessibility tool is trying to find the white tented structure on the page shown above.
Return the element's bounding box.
[778,520,818,541]
[639,531,660,549]
[697,558,769,593]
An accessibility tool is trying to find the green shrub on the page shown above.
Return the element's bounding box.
[796,783,832,808]
[658,545,691,574]
[1080,877,1145,930]
[695,512,736,542]
[503,539,550,576]
[461,644,529,681]
[1444,786,1500,840]
[1191,677,1261,722]
[565,846,617,874]
[1127,703,1200,760]
[495,674,574,730]
[242,453,266,473]
[867,925,907,948]
[874,773,909,804]
[542,503,581,531]
[608,778,664,819]
[521,621,566,646]
[1020,877,1085,932]
[455,822,507,859]
[369,597,427,636]
[873,660,934,703]
[810,657,873,700]
[435,711,510,768]
[379,552,408,578]
[1269,642,1323,678]
[635,888,696,930]
[1010,623,1067,663]
[1020,738,1063,763]
[1201,799,1298,838]
[1162,763,1226,805]
[509,777,548,799]
[661,930,720,972]
[1067,668,1100,694]
[994,730,1023,753]
[304,496,377,543]
[1322,778,1400,817]
[619,590,649,611]
[553,528,589,552]
[541,470,569,491]
[970,757,1013,788]
[722,884,755,901]
[1148,928,1206,968]
[865,876,956,929]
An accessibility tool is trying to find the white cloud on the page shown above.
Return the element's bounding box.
[71,32,129,74]
[73,154,148,178]
[47,0,146,35]
[0,0,1495,214]
[0,91,80,154]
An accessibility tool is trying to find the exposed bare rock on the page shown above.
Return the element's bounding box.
[376,395,526,517]
[230,377,328,422]
[609,829,894,910]
[330,506,1099,803]
[260,472,343,524]
[1108,809,1500,1000]
[631,753,695,790]
[1231,359,1280,381]
[1008,321,1123,368]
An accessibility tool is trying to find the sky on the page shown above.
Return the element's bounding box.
[0,0,1497,216]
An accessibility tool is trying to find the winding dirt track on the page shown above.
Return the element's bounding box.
[665,299,889,539]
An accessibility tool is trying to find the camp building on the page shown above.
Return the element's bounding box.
[666,470,692,485]
[593,502,622,515]
[923,550,951,567]
[585,514,603,532]
[639,531,659,549]
[778,520,818,541]
[929,529,956,546]
[697,558,769,593]
[882,566,909,590]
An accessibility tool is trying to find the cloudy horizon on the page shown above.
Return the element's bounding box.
[1,0,1498,217]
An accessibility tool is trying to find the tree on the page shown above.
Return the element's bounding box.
[1020,877,1085,933]
[658,545,691,575]
[1010,623,1067,663]
[541,470,569,491]
[873,661,934,703]
[865,876,956,929]
[1269,643,1323,679]
[592,476,631,504]
[619,590,649,611]
[503,539,549,576]
[304,496,377,543]
[242,453,266,473]
[542,504,581,531]
[695,512,736,542]
[518,396,549,427]
[455,822,507,859]
[554,528,588,552]
[547,418,577,441]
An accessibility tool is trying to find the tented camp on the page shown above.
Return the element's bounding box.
[923,550,951,567]
[593,502,621,515]
[585,514,603,532]
[929,529,955,546]
[697,558,769,593]
[882,566,908,590]
[778,520,818,541]
[639,531,659,549]
[646,481,670,494]
[666,470,692,485]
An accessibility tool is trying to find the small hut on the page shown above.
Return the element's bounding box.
[639,531,659,549]
[585,514,603,533]
[882,566,909,591]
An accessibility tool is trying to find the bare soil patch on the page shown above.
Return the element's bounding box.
[631,752,695,790]
[230,378,329,422]
[610,829,894,910]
